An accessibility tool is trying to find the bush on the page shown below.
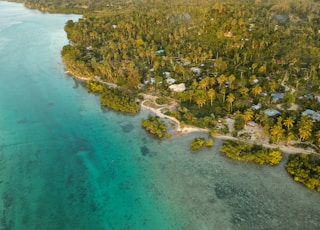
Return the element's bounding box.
[190,137,213,151]
[190,137,206,151]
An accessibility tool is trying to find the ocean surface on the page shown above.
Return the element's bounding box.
[0,2,319,230]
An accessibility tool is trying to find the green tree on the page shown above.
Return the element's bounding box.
[194,90,207,108]
[207,88,216,106]
[217,74,226,89]
[242,109,254,124]
[226,93,235,113]
[298,116,313,141]
[283,117,294,131]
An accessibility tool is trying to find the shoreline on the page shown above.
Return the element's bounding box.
[65,70,317,155]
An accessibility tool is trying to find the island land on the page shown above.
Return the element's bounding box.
[17,0,320,191]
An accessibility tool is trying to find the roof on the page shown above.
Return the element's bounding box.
[190,67,201,76]
[169,83,186,92]
[247,121,258,127]
[251,104,261,110]
[264,109,281,117]
[156,49,165,54]
[166,78,176,84]
[271,93,284,101]
[302,109,320,121]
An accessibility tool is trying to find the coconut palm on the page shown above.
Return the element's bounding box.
[217,74,226,89]
[242,109,254,124]
[194,90,207,108]
[283,117,294,131]
[251,84,262,96]
[226,93,235,113]
[298,116,313,141]
[207,88,216,106]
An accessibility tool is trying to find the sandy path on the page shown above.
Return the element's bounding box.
[140,99,208,134]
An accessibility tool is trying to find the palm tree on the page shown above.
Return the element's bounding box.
[298,116,313,141]
[207,88,216,106]
[285,131,295,146]
[217,74,226,89]
[199,77,210,90]
[268,81,277,92]
[226,93,235,113]
[255,111,269,126]
[239,87,249,98]
[270,123,285,143]
[283,117,294,131]
[228,74,236,88]
[242,109,254,124]
[194,90,207,108]
[214,57,227,73]
[251,84,262,96]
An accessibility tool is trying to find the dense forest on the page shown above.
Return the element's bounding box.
[58,0,320,148]
[14,0,320,191]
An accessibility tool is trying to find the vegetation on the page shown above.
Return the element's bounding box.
[156,97,170,105]
[99,86,140,113]
[57,0,320,147]
[141,114,168,139]
[15,0,320,190]
[190,137,213,151]
[87,80,104,93]
[220,140,282,165]
[86,80,140,113]
[286,154,320,192]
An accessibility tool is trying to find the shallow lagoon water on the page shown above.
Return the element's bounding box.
[0,2,319,230]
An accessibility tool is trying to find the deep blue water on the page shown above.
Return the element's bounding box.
[0,2,320,230]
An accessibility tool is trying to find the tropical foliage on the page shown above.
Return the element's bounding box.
[286,154,320,192]
[141,114,168,139]
[100,87,140,113]
[57,0,320,147]
[220,140,282,165]
[190,137,213,151]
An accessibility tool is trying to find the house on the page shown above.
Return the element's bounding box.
[156,49,165,55]
[247,121,258,128]
[166,78,176,84]
[304,94,313,99]
[271,93,284,102]
[163,72,171,77]
[251,104,261,110]
[169,83,186,92]
[252,79,259,84]
[190,67,201,76]
[302,109,320,121]
[264,109,281,117]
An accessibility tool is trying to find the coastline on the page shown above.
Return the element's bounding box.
[65,70,317,155]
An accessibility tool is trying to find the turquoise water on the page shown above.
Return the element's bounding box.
[0,2,319,230]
